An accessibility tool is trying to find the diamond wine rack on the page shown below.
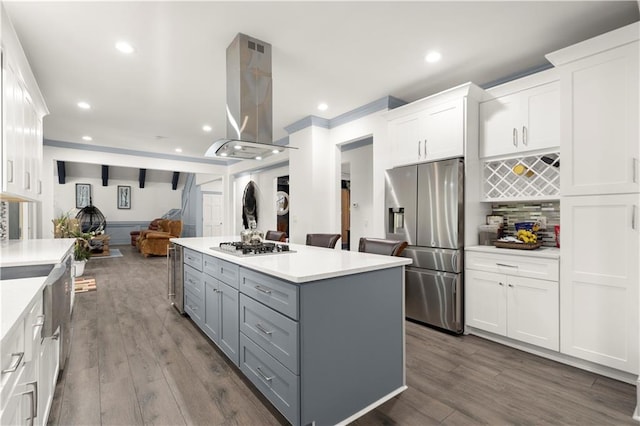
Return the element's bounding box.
[483,152,560,201]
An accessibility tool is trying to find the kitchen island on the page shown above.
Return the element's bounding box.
[170,237,412,426]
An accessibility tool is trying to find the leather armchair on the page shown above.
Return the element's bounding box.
[306,233,341,248]
[358,237,408,257]
[130,218,161,246]
[265,230,287,242]
[137,219,183,257]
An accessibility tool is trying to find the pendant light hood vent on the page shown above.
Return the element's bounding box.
[205,33,295,160]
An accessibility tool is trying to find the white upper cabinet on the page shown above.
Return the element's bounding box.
[546,23,639,196]
[480,72,560,159]
[386,82,482,168]
[1,5,48,202]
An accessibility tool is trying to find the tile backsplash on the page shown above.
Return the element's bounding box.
[491,201,560,247]
[0,201,8,241]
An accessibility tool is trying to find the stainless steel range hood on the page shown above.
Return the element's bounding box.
[205,33,295,160]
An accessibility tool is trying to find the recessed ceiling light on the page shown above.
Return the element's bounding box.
[175,148,183,153]
[77,101,91,109]
[255,156,262,160]
[234,145,242,150]
[272,149,280,154]
[220,152,228,157]
[115,41,135,54]
[317,103,328,111]
[202,125,212,132]
[82,136,92,141]
[425,51,442,63]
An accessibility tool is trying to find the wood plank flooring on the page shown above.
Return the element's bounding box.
[48,245,637,425]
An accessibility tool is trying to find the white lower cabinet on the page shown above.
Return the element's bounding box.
[560,194,639,374]
[466,252,560,351]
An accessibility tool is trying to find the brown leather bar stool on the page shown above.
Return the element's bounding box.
[358,237,408,256]
[265,230,287,242]
[306,233,341,248]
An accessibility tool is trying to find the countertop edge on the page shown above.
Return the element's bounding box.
[1,276,48,341]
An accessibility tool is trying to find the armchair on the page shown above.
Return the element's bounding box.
[137,219,183,257]
[130,218,161,246]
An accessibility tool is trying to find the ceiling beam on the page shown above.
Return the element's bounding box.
[139,169,146,188]
[172,172,180,190]
[56,161,66,184]
[101,165,109,186]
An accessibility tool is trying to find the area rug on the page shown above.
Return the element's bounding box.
[74,276,96,293]
[90,248,123,259]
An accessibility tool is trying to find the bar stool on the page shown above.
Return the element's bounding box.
[265,230,287,242]
[358,237,408,256]
[306,233,341,248]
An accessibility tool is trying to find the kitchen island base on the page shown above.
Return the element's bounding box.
[172,238,410,426]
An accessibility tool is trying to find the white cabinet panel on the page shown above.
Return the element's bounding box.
[480,80,559,158]
[390,114,420,167]
[507,275,559,351]
[560,42,639,196]
[423,99,464,161]
[465,270,507,335]
[560,194,639,373]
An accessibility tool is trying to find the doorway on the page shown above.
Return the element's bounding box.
[276,175,290,238]
[202,192,223,237]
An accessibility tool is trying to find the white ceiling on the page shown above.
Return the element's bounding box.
[5,1,639,163]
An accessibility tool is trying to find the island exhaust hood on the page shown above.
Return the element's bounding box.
[205,33,295,160]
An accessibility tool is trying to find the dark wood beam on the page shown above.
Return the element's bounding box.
[101,165,109,186]
[139,169,146,188]
[56,161,66,184]
[172,172,180,190]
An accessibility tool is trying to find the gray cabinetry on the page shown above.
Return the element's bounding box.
[239,268,299,319]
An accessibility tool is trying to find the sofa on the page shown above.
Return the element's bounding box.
[137,219,183,257]
[130,218,161,246]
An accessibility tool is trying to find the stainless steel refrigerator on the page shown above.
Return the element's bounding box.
[385,158,464,333]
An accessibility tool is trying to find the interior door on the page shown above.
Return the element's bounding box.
[203,193,223,237]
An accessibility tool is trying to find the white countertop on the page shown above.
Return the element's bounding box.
[1,276,47,341]
[0,238,75,267]
[466,245,560,259]
[171,237,412,283]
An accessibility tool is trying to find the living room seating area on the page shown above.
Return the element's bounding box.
[136,219,183,257]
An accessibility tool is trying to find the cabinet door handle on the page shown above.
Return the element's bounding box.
[7,160,14,183]
[522,126,527,146]
[496,263,517,268]
[256,366,274,382]
[33,315,45,329]
[255,285,272,295]
[508,284,514,288]
[418,140,422,158]
[255,323,273,335]
[512,128,518,147]
[633,158,638,183]
[167,246,175,298]
[25,171,31,190]
[633,205,637,230]
[424,139,428,158]
[2,352,24,373]
[38,180,42,195]
[498,282,504,286]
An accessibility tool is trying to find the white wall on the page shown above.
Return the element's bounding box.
[42,145,227,236]
[341,143,373,250]
[53,175,182,224]
[233,165,289,235]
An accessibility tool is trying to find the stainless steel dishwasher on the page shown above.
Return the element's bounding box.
[168,243,184,313]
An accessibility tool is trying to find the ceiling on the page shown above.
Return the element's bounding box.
[5,1,639,163]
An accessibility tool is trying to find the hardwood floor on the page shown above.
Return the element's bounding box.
[48,245,637,425]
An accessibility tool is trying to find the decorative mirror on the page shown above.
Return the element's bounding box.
[276,191,289,215]
[242,181,258,229]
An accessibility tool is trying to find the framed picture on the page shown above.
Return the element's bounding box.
[75,183,91,208]
[117,185,131,209]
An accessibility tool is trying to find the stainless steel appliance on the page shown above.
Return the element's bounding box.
[42,254,72,370]
[168,243,184,314]
[212,241,294,256]
[385,158,464,333]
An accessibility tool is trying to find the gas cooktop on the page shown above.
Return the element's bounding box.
[210,241,294,256]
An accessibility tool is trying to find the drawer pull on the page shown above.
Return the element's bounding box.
[2,352,24,373]
[498,282,504,286]
[496,263,517,268]
[255,285,272,295]
[256,366,274,382]
[508,284,514,288]
[255,323,273,336]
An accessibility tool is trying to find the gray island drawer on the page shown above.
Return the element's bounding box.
[240,294,299,374]
[184,264,204,298]
[240,268,299,319]
[240,333,299,424]
[184,248,203,271]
